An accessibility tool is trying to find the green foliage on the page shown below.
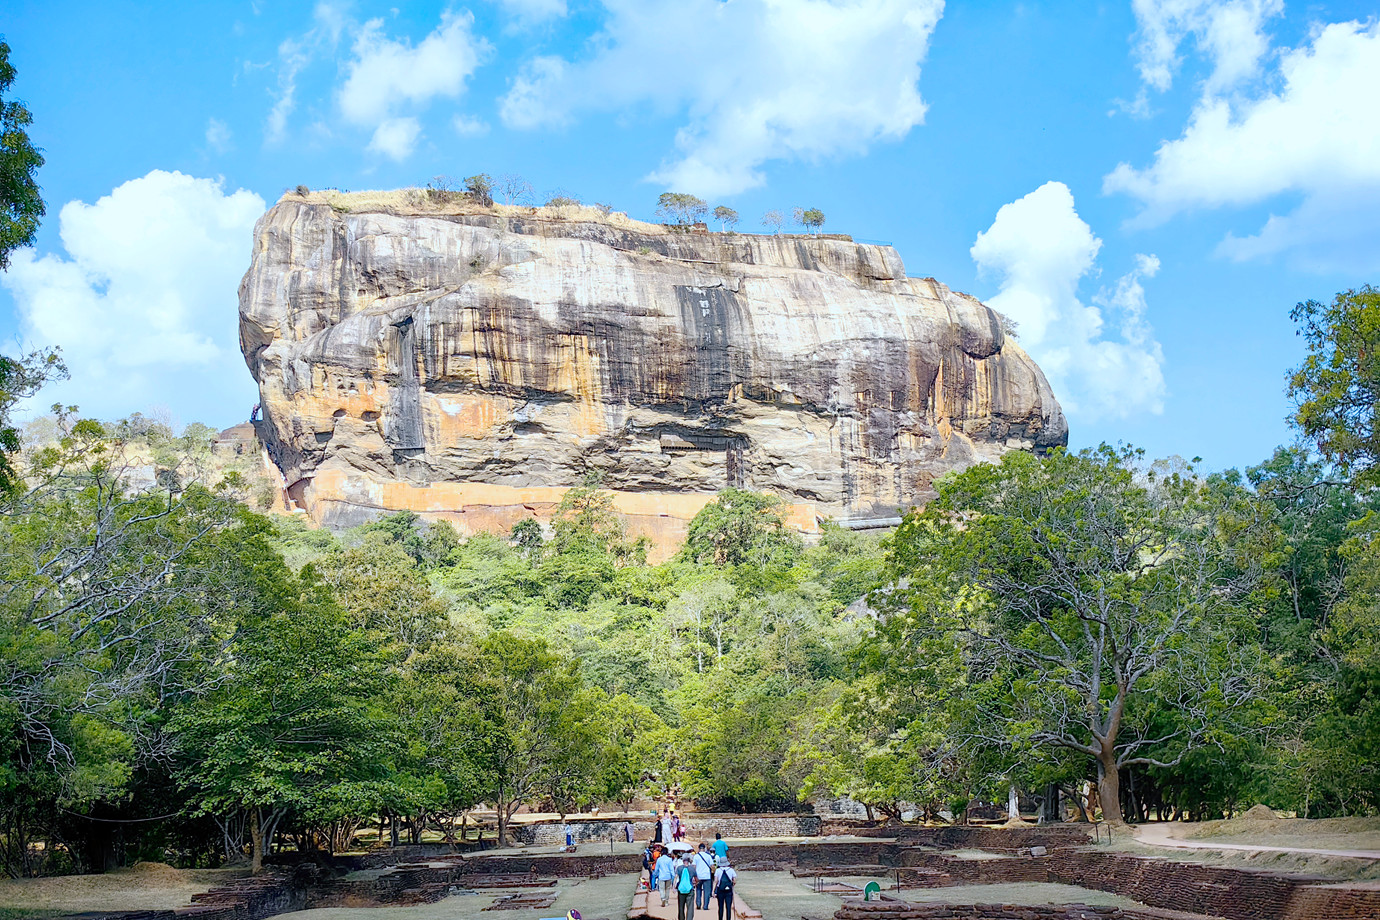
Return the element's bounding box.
[1289,285,1380,484]
[0,349,66,492]
[465,173,495,207]
[656,192,708,225]
[712,206,739,231]
[793,207,825,233]
[0,40,44,270]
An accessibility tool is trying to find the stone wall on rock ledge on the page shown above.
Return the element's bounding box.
[239,194,1067,553]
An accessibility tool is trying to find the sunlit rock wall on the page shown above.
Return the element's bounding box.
[239,197,1066,555]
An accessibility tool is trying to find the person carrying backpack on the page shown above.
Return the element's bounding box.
[676,855,696,920]
[693,843,715,910]
[713,858,736,920]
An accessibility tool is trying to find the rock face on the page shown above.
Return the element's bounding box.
[239,196,1066,553]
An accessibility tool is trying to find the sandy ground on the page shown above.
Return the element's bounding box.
[1178,814,1380,853]
[268,870,1152,920]
[0,863,249,913]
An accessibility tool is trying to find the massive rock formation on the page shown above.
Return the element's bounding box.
[239,193,1066,553]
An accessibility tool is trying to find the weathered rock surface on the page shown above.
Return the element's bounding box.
[239,196,1066,552]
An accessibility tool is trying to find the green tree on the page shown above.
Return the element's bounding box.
[465,173,494,207]
[886,446,1266,824]
[173,575,389,871]
[793,207,825,234]
[0,39,44,269]
[656,192,707,225]
[712,206,739,231]
[465,633,602,845]
[1289,286,1380,484]
[0,349,65,493]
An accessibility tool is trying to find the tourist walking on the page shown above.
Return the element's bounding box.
[713,858,736,920]
[564,821,574,848]
[653,812,665,844]
[660,810,674,846]
[654,846,675,907]
[672,811,683,842]
[624,820,635,843]
[693,842,715,910]
[712,832,728,864]
[642,844,655,891]
[676,855,696,920]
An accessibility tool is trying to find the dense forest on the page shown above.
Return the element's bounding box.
[1,288,1379,878]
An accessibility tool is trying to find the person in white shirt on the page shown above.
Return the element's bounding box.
[654,848,676,907]
[692,843,715,910]
[712,858,736,920]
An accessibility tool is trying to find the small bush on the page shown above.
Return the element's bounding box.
[295,184,310,196]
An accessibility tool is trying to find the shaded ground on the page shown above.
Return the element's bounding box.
[272,872,636,920]
[0,863,249,913]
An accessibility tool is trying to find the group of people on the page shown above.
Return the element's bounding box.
[643,830,736,920]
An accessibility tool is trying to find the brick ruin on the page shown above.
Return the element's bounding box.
[71,824,1380,920]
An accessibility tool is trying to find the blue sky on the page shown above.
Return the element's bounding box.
[3,0,1379,474]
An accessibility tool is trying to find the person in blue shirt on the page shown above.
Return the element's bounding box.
[676,856,696,920]
[654,847,675,907]
[712,833,728,864]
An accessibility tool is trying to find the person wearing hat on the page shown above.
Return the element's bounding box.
[676,855,696,920]
[712,858,736,920]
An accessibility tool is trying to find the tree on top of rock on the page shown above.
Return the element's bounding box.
[794,207,826,234]
[656,192,707,225]
[713,206,739,232]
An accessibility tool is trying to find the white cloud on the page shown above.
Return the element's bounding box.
[1130,0,1282,95]
[265,2,347,144]
[971,182,1166,420]
[338,10,491,157]
[494,0,568,25]
[452,114,490,137]
[368,116,422,160]
[1108,18,1380,270]
[499,0,945,197]
[204,118,232,154]
[0,171,264,424]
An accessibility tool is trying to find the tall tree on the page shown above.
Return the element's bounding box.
[0,39,44,270]
[465,633,601,845]
[886,446,1266,824]
[1289,285,1380,484]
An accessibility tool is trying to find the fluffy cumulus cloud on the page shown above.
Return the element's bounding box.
[971,182,1166,420]
[500,0,945,196]
[338,10,492,160]
[0,171,264,424]
[1109,12,1380,270]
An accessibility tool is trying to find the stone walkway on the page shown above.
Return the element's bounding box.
[630,883,761,920]
[1132,821,1380,860]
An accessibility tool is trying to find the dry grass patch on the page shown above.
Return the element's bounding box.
[0,863,249,912]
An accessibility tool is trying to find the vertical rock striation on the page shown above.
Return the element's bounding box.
[239,195,1066,553]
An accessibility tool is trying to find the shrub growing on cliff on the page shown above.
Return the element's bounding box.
[713,206,739,231]
[657,192,707,225]
[794,207,826,234]
[465,173,494,207]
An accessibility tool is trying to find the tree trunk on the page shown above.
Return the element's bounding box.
[1007,785,1021,823]
[497,802,511,848]
[1097,753,1125,826]
[250,809,265,873]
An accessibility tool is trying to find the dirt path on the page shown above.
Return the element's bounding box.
[1133,822,1380,860]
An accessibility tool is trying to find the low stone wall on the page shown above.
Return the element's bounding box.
[836,897,1212,920]
[1283,884,1380,920]
[511,814,821,846]
[845,825,1094,850]
[82,868,308,920]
